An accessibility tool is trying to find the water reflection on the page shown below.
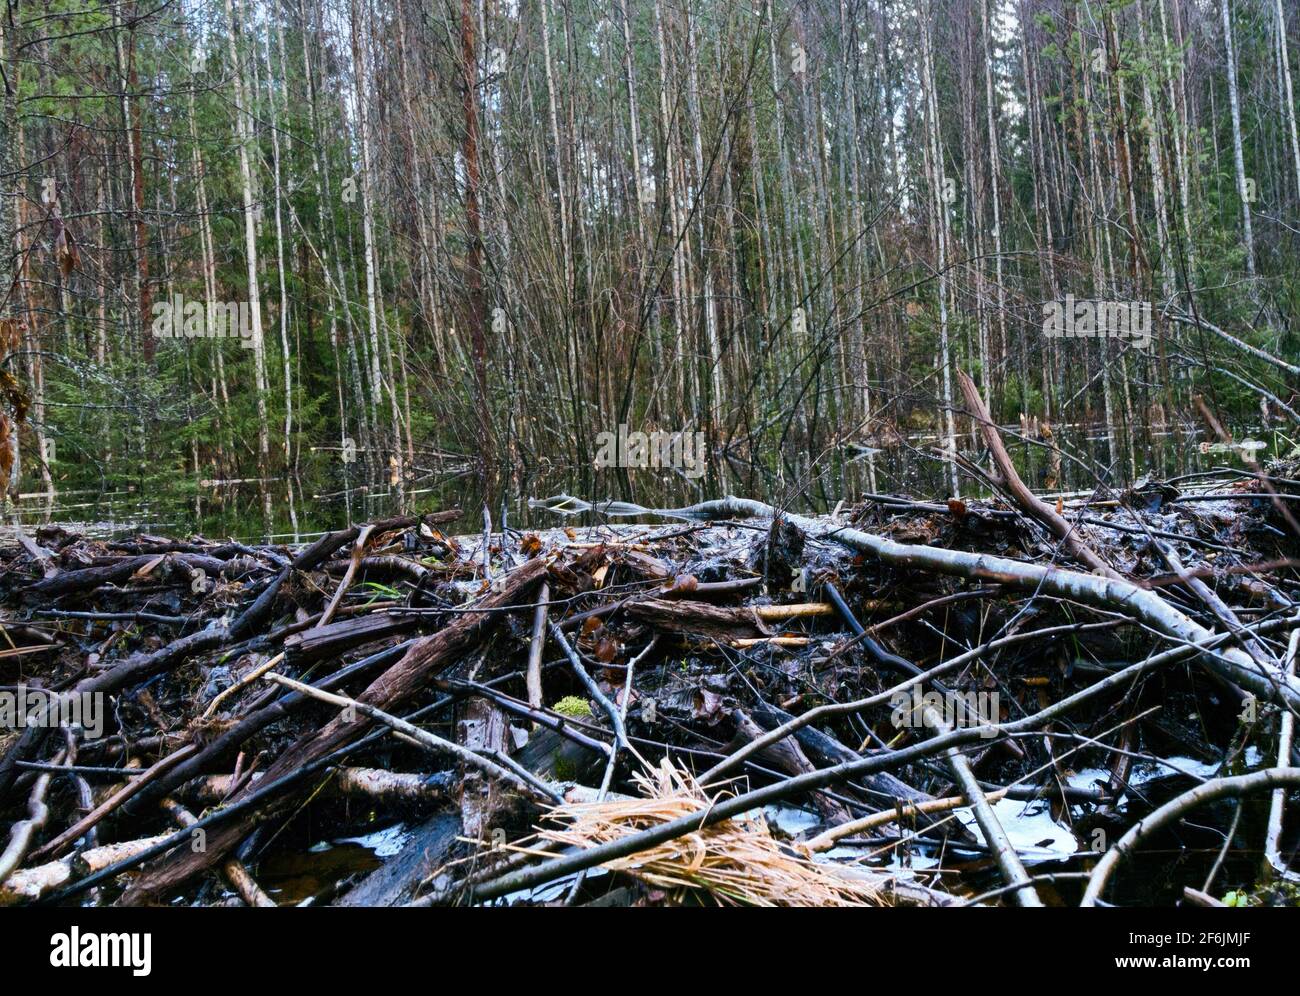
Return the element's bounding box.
[4,421,1282,542]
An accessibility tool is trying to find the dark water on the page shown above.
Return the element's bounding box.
[253,841,382,906]
[6,420,1281,543]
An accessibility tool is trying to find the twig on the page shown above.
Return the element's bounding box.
[0,753,62,884]
[262,672,561,804]
[801,788,1011,853]
[548,623,637,762]
[921,705,1041,907]
[526,581,549,715]
[1265,628,1300,882]
[30,744,199,861]
[1082,769,1300,906]
[201,651,285,720]
[317,523,375,629]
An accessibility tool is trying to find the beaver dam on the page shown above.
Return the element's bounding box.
[2,473,1298,908]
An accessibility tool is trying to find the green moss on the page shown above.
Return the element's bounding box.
[553,696,593,719]
[554,756,579,781]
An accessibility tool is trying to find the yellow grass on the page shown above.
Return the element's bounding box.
[537,759,886,907]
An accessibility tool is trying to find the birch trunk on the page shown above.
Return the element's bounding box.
[224,0,273,535]
[920,6,959,497]
[1274,0,1300,197]
[1220,0,1256,278]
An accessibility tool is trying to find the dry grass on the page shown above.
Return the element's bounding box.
[537,759,887,907]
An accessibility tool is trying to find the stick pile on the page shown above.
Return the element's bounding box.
[2,442,1299,906]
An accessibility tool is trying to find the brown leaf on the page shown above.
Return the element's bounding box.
[887,520,937,543]
[55,227,79,278]
[662,573,698,596]
[691,688,725,720]
[520,533,542,556]
[946,498,967,520]
[581,616,604,637]
[594,636,618,663]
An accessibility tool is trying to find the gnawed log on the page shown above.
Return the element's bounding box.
[458,698,513,841]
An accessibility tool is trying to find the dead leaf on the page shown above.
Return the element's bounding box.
[55,226,79,278]
[692,688,725,721]
[663,573,698,596]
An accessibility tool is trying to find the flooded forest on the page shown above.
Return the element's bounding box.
[1,0,1300,922]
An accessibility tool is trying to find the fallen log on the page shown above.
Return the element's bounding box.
[290,510,461,572]
[187,767,451,808]
[283,612,420,666]
[0,834,174,906]
[625,598,771,641]
[160,798,275,907]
